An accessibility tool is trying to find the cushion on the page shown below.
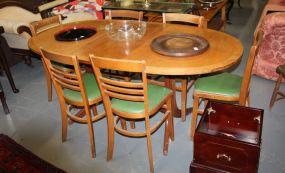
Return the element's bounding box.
[194,72,242,97]
[111,84,171,114]
[252,12,285,81]
[63,73,101,102]
[52,0,104,21]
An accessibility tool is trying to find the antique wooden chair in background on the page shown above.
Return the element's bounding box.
[30,15,68,102]
[90,55,174,173]
[41,49,105,158]
[269,64,285,109]
[106,9,143,20]
[190,45,259,139]
[161,13,206,122]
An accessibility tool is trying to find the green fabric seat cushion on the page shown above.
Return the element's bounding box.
[111,84,171,114]
[194,72,242,97]
[63,73,101,102]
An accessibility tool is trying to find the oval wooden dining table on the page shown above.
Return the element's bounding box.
[28,19,243,118]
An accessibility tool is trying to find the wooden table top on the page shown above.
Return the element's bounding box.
[28,20,243,75]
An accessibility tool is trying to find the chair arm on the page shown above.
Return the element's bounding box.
[0,20,32,38]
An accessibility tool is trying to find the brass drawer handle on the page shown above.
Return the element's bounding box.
[207,107,216,115]
[216,153,231,162]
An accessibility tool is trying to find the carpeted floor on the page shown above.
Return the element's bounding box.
[0,134,66,173]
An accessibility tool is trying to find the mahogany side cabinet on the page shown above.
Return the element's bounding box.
[190,101,264,173]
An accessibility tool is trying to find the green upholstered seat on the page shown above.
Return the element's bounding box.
[63,73,101,102]
[111,84,171,114]
[194,72,242,97]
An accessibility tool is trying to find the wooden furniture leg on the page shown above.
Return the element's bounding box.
[238,0,241,8]
[0,81,9,114]
[165,77,192,118]
[0,35,19,93]
[226,0,234,23]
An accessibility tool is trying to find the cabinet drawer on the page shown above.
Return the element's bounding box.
[190,162,226,173]
[194,135,260,172]
[198,141,247,171]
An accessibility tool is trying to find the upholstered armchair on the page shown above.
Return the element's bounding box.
[255,0,285,34]
[0,0,103,64]
[252,12,285,81]
[0,0,69,64]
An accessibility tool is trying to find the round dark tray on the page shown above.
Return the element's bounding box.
[151,33,209,57]
[54,26,96,41]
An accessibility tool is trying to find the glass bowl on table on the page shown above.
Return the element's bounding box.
[105,20,147,42]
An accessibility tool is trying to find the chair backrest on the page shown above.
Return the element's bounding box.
[40,49,89,107]
[162,13,206,28]
[89,55,149,117]
[239,45,258,106]
[30,15,61,36]
[106,10,143,21]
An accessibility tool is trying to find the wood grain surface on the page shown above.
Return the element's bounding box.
[29,19,243,76]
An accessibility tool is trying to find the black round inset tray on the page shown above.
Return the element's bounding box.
[54,26,96,41]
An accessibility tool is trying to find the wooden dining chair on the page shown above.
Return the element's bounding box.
[106,9,143,20]
[89,55,174,173]
[161,13,206,122]
[269,64,285,109]
[162,13,206,28]
[30,15,62,102]
[190,45,258,139]
[40,49,105,158]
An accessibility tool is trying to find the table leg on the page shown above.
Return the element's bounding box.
[165,77,192,119]
[226,0,234,24]
[220,2,227,30]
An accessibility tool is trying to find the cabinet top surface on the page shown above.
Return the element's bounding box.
[196,102,264,145]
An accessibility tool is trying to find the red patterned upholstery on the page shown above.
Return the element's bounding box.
[252,12,285,81]
[52,0,104,21]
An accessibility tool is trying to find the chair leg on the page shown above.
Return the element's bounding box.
[145,123,154,173]
[47,77,52,102]
[190,95,199,140]
[163,98,174,155]
[181,78,188,122]
[61,105,68,142]
[41,59,52,102]
[92,105,98,115]
[107,112,115,161]
[130,121,136,129]
[0,36,19,93]
[163,120,170,156]
[120,119,127,130]
[167,97,174,141]
[246,94,250,107]
[269,75,282,110]
[86,108,96,158]
[238,0,241,8]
